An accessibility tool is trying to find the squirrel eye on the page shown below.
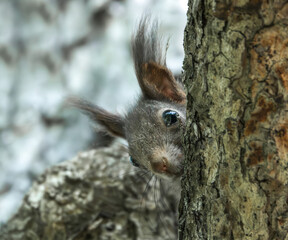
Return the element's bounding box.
[162,110,179,127]
[129,156,140,167]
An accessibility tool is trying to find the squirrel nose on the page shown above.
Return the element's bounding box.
[151,157,168,173]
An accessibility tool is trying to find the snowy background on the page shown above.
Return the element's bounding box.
[0,0,187,223]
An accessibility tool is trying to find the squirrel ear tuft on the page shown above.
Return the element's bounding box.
[67,98,125,138]
[140,62,186,104]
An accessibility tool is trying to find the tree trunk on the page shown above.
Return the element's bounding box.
[0,143,179,240]
[179,0,288,239]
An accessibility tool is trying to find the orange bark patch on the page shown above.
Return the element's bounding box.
[244,96,276,136]
[278,217,286,227]
[245,119,257,136]
[275,62,288,92]
[247,142,264,166]
[267,153,273,162]
[272,122,288,161]
[250,26,288,83]
[226,119,238,137]
[252,96,275,121]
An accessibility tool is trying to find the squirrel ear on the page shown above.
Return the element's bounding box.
[140,62,186,104]
[68,98,125,138]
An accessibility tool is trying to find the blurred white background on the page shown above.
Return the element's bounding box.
[0,0,187,223]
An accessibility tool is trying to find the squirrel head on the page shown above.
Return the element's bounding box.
[70,16,186,180]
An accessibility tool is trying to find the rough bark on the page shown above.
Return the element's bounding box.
[0,143,179,240]
[179,0,288,239]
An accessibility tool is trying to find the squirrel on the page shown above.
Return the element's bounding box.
[69,16,186,181]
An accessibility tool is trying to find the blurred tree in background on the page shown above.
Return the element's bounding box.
[0,0,187,223]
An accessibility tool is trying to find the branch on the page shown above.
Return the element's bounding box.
[0,143,178,240]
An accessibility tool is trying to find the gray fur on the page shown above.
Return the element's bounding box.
[70,16,186,180]
[68,97,125,138]
[125,99,185,179]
